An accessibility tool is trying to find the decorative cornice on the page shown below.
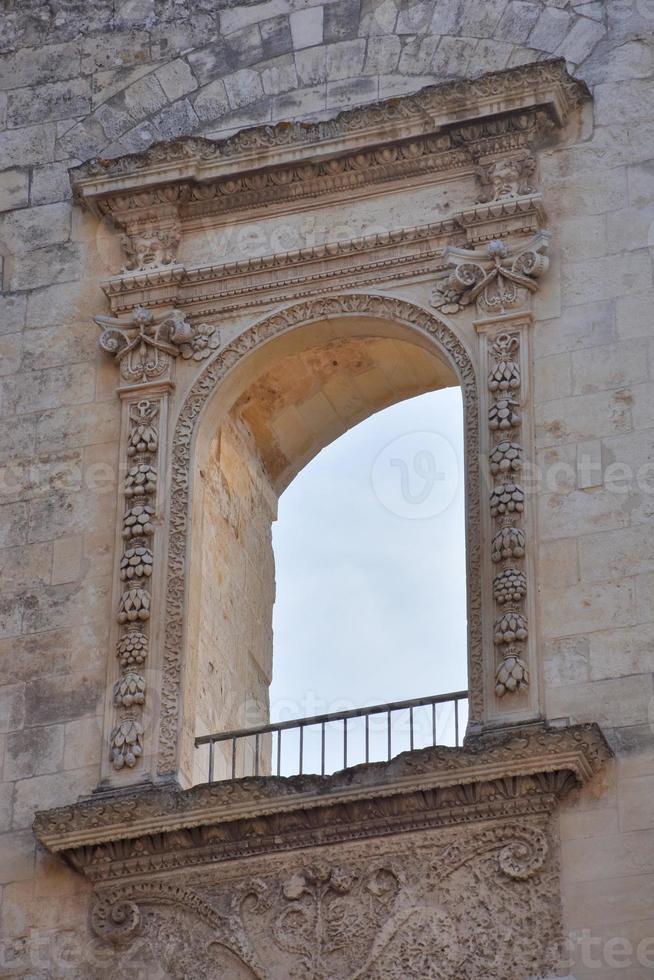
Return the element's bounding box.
[34,723,610,869]
[72,60,586,209]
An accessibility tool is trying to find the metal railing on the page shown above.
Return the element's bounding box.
[195,690,468,784]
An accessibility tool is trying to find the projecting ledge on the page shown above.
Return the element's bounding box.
[33,722,610,883]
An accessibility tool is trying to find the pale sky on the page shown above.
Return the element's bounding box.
[269,387,468,758]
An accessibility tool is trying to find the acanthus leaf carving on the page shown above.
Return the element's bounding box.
[431,231,549,315]
[95,306,217,383]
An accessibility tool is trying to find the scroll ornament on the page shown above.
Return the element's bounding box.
[431,231,549,316]
[95,306,220,383]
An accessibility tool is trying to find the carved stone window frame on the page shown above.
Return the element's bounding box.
[72,60,589,789]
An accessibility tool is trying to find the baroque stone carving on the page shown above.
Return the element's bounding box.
[113,671,146,708]
[73,61,586,192]
[95,306,216,383]
[431,231,549,316]
[33,725,610,980]
[127,401,159,455]
[477,152,537,203]
[489,440,522,475]
[491,525,526,562]
[122,504,155,539]
[495,653,530,697]
[109,718,144,771]
[110,396,162,772]
[117,586,151,623]
[489,481,525,517]
[485,327,533,701]
[117,630,148,668]
[159,294,483,776]
[124,463,157,497]
[119,546,153,580]
[488,396,520,431]
[121,221,181,272]
[493,568,527,605]
[494,611,528,644]
[34,723,611,978]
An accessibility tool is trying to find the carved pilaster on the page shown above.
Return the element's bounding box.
[476,313,540,722]
[96,304,218,784]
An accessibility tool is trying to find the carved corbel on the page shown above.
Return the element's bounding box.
[431,230,549,317]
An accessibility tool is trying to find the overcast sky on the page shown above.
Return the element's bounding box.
[269,386,468,761]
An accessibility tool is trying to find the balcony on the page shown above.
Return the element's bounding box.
[195,689,469,783]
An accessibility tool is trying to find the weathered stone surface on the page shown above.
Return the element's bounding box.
[0,4,651,974]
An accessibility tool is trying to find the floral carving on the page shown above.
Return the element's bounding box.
[111,397,161,771]
[114,671,146,708]
[489,440,522,475]
[125,463,157,497]
[490,481,525,517]
[488,334,520,391]
[493,568,527,605]
[488,397,520,431]
[431,231,549,315]
[127,401,159,456]
[494,612,528,644]
[120,546,153,580]
[117,630,148,668]
[179,322,220,360]
[91,899,141,944]
[95,306,216,383]
[118,587,151,624]
[495,654,530,697]
[122,505,156,539]
[491,526,525,562]
[109,719,144,770]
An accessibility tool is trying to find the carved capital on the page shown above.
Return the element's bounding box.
[95,306,219,385]
[432,231,549,316]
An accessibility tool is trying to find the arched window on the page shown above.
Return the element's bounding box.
[186,311,476,785]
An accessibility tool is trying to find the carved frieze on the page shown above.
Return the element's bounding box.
[34,725,610,980]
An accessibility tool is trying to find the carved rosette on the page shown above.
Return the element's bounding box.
[487,333,530,698]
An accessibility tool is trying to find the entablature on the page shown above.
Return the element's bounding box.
[72,60,585,286]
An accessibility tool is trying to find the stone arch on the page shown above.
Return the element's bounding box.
[159,293,482,782]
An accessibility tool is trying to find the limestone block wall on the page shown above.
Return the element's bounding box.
[193,413,277,783]
[0,1,653,976]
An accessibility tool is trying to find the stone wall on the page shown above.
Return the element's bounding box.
[192,414,277,784]
[0,1,653,976]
